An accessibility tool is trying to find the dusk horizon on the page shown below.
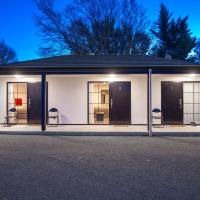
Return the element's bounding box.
[1,0,200,61]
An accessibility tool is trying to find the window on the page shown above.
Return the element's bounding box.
[184,82,200,124]
[88,82,109,124]
[7,83,28,124]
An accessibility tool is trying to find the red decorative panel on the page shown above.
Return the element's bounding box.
[15,98,22,106]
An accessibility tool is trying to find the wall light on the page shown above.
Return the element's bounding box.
[187,73,197,78]
[14,75,23,79]
[109,74,116,78]
[107,74,118,82]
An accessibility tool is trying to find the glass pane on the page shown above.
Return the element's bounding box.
[184,104,193,114]
[194,104,199,114]
[8,104,15,110]
[103,117,109,124]
[89,114,95,124]
[17,118,27,124]
[8,83,17,94]
[194,114,199,123]
[89,83,99,93]
[184,93,193,103]
[89,93,99,104]
[99,83,109,104]
[13,83,18,93]
[8,93,16,104]
[184,83,193,93]
[17,105,27,118]
[99,83,109,91]
[100,91,109,104]
[8,83,13,93]
[88,82,109,124]
[184,114,193,124]
[99,104,109,114]
[89,104,98,114]
[17,93,27,104]
[18,83,27,93]
[7,82,28,124]
[94,113,109,124]
[194,83,200,92]
[194,93,199,103]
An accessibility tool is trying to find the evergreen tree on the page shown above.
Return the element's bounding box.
[188,39,200,64]
[173,17,196,60]
[194,40,200,63]
[152,3,196,60]
[151,3,172,57]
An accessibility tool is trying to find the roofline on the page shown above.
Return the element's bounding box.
[1,54,198,67]
[2,54,196,64]
[1,65,200,75]
[2,65,200,67]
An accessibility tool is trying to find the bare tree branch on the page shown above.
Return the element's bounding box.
[34,0,151,56]
[0,40,17,64]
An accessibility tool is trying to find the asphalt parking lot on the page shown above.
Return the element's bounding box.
[0,134,200,200]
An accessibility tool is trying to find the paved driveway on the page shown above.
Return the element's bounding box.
[0,135,200,200]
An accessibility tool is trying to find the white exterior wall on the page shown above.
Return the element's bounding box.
[1,74,199,125]
[0,74,148,124]
[47,75,148,124]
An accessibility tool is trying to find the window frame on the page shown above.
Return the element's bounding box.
[87,81,110,125]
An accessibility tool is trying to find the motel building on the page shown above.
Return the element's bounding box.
[1,55,200,136]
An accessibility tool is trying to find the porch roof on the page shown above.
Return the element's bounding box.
[1,55,200,74]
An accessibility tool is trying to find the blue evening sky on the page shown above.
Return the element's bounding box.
[0,0,200,61]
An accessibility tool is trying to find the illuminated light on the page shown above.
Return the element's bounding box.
[187,73,197,78]
[14,75,38,82]
[14,75,23,79]
[107,74,117,82]
[109,74,116,78]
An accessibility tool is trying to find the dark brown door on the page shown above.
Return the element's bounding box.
[27,83,42,124]
[109,82,131,125]
[161,81,183,125]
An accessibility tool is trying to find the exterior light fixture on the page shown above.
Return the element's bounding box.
[109,74,116,78]
[108,74,117,82]
[188,73,197,78]
[14,75,23,79]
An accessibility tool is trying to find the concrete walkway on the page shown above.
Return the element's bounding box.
[1,124,200,134]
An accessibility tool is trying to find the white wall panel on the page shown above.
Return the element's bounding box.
[1,74,200,125]
[47,75,148,124]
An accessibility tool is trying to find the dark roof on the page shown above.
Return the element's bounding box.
[1,55,200,75]
[2,55,199,68]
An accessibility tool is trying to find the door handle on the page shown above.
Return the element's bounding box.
[110,99,113,109]
[179,98,182,109]
[28,98,31,109]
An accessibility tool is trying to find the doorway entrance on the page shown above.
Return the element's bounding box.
[88,81,131,125]
[161,81,183,125]
[7,82,47,124]
[109,82,131,125]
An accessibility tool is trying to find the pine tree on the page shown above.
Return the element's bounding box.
[188,39,200,64]
[151,3,172,57]
[173,17,196,60]
[194,40,200,63]
[152,4,196,60]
